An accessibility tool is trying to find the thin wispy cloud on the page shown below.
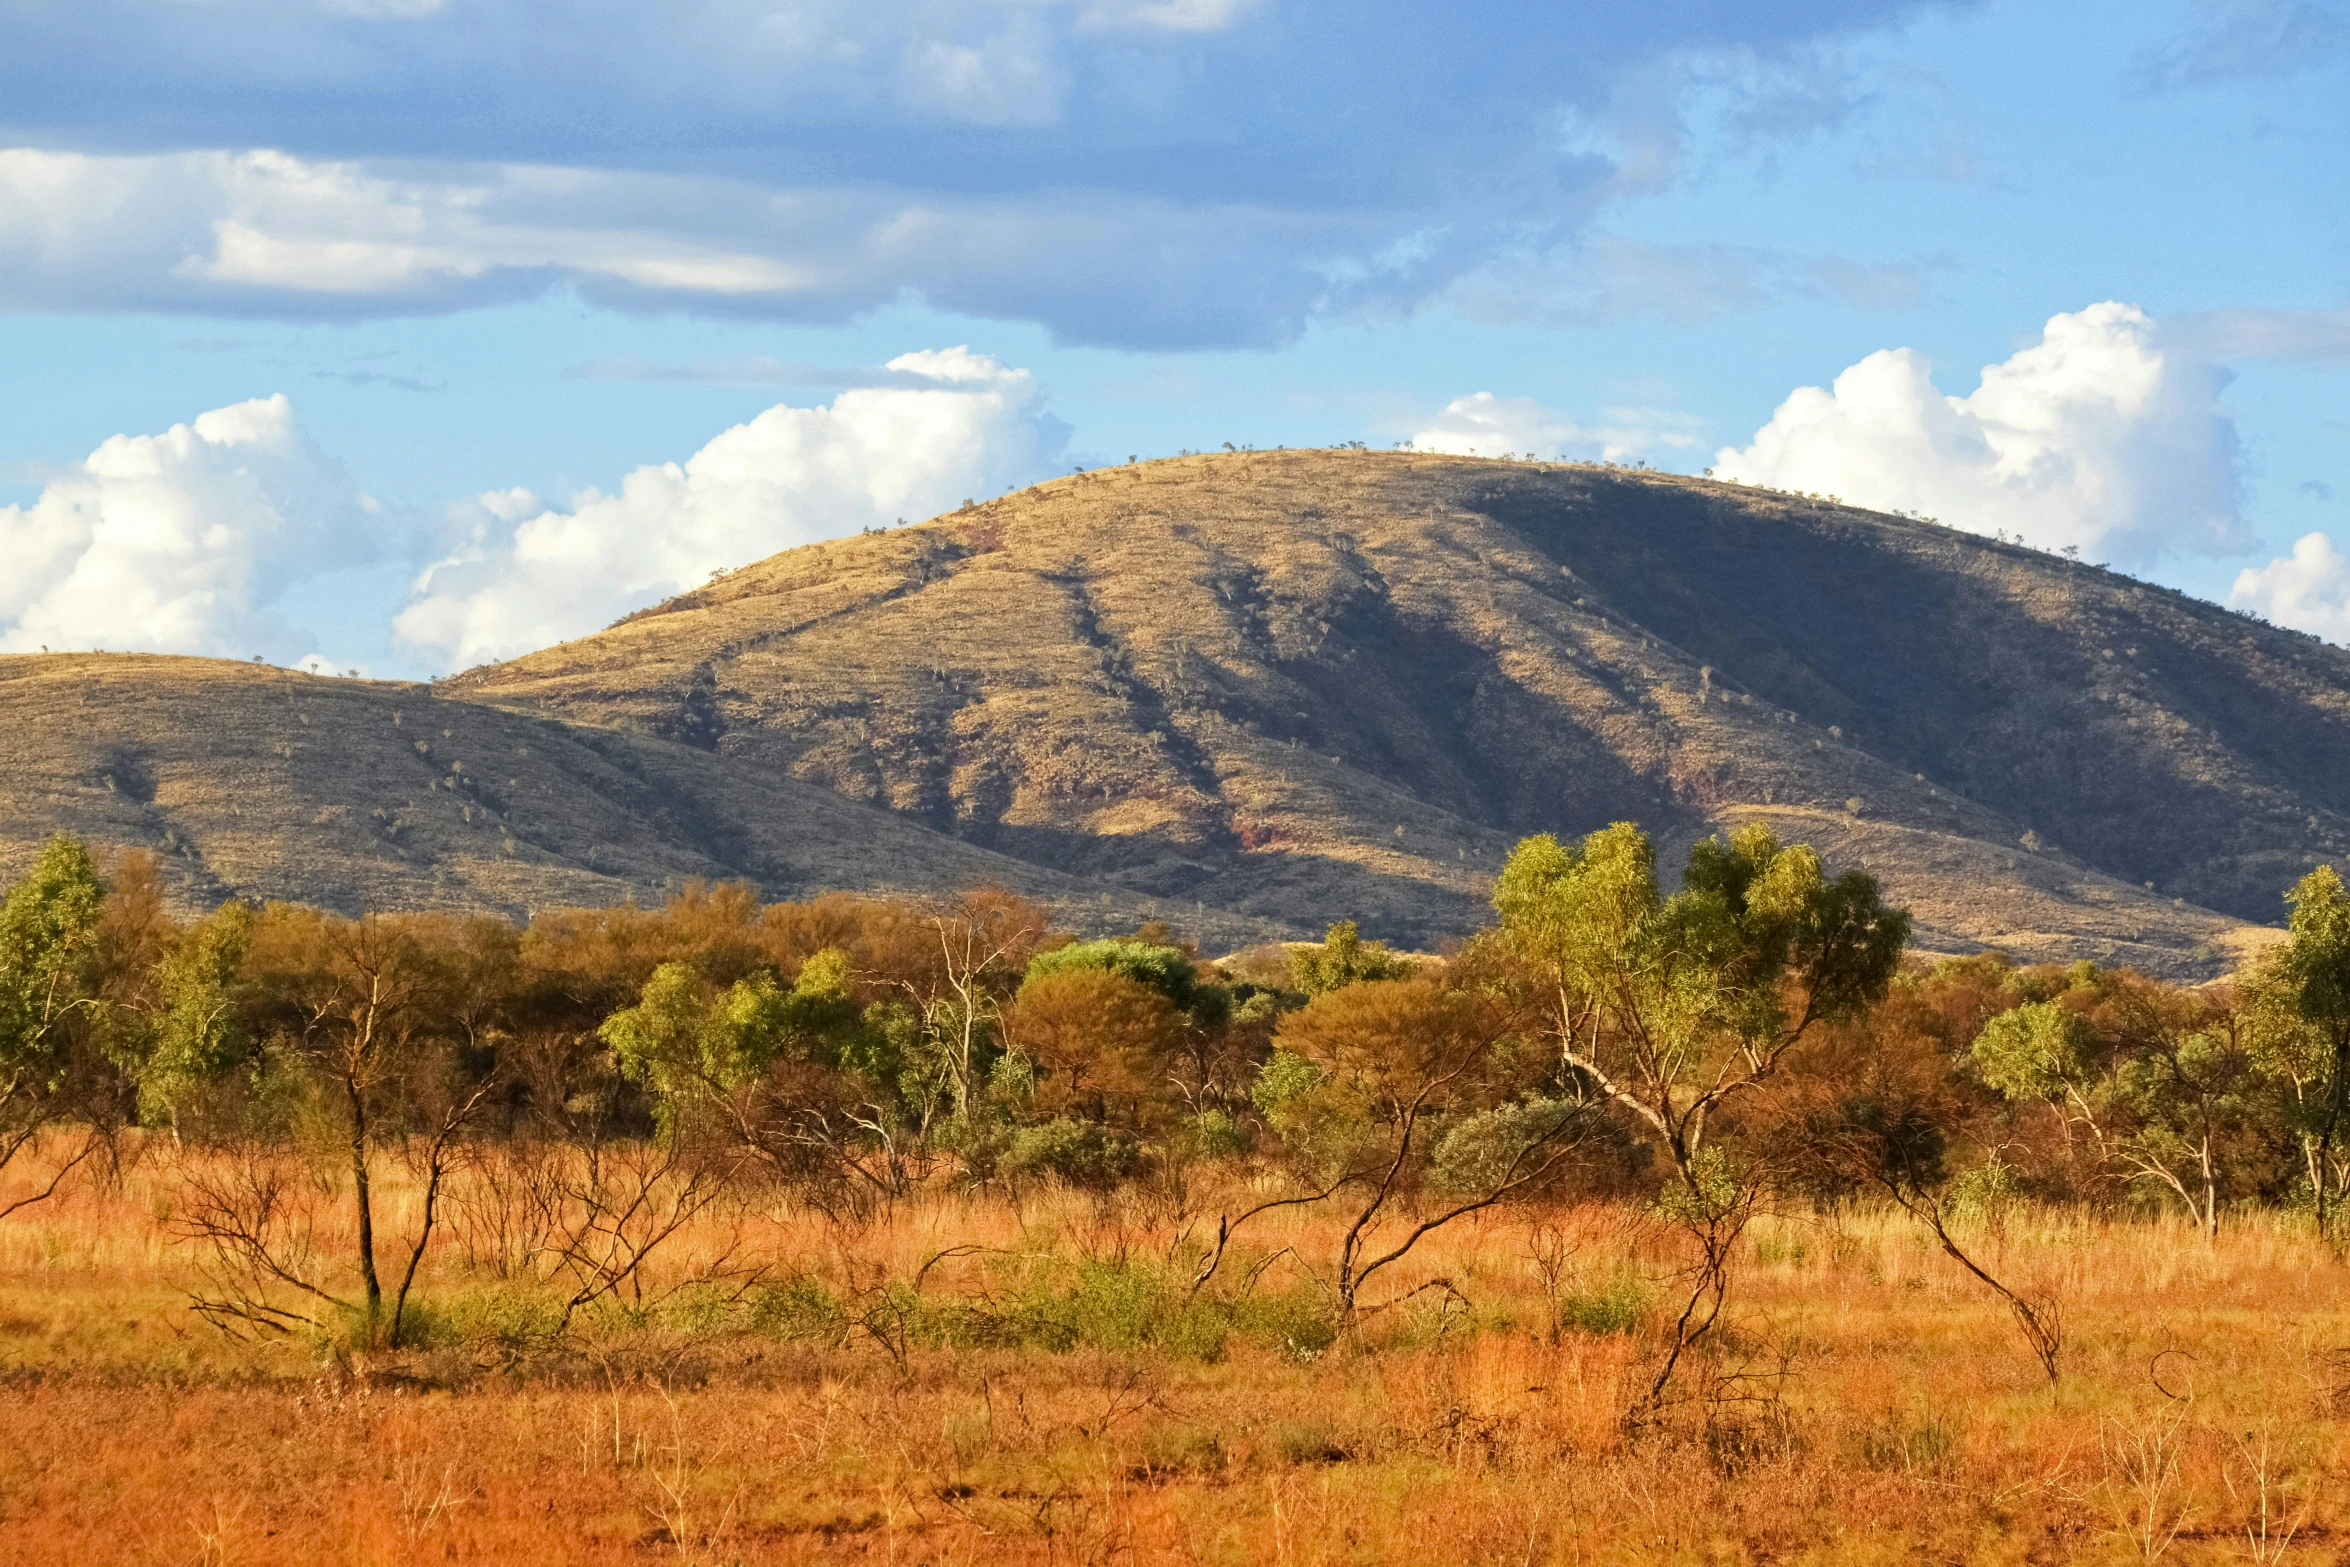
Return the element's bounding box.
[1442,234,1940,330]
[312,369,446,393]
[563,357,958,390]
[2131,0,2350,90]
[2169,305,2350,366]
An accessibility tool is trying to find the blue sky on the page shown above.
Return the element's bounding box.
[1,0,2344,676]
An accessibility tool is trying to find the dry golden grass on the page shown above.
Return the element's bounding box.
[3,1137,2349,1564]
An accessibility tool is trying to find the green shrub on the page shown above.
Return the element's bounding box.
[1249,1048,1323,1115]
[746,1275,846,1342]
[1024,939,1226,1023]
[1185,1108,1253,1159]
[1947,1150,2025,1226]
[1233,1284,1337,1362]
[1429,1098,1581,1193]
[409,1285,566,1359]
[658,1280,741,1337]
[1286,920,1410,996]
[927,1256,1231,1362]
[1002,1118,1140,1188]
[1554,1276,1646,1337]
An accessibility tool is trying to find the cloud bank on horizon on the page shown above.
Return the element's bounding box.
[0,354,1066,673]
[13,301,2341,674]
[397,349,1066,668]
[0,395,389,667]
[1688,298,2350,636]
[2231,532,2350,641]
[1401,294,2350,646]
[1408,393,1705,465]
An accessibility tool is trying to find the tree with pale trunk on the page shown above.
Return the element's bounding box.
[1492,821,1909,1413]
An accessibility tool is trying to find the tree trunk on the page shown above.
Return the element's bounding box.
[2318,1031,2350,1241]
[2200,1137,2218,1240]
[346,1077,382,1337]
[391,1138,452,1348]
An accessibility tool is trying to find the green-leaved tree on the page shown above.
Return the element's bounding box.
[2247,865,2350,1236]
[1287,920,1412,997]
[0,836,109,1214]
[603,949,899,1207]
[1494,821,1909,1409]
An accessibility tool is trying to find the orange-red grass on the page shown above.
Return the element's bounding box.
[2,1141,2346,1565]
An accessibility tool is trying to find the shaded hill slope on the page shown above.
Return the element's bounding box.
[0,654,1259,939]
[446,450,2333,976]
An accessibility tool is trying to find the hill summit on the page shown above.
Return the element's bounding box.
[10,450,2343,974]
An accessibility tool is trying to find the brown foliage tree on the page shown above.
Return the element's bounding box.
[1244,976,1586,1318]
[1004,968,1184,1124]
[230,909,507,1343]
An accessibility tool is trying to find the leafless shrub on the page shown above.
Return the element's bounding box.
[2223,1425,2312,1565]
[2095,1402,2194,1564]
[444,1133,756,1331]
[170,1142,350,1337]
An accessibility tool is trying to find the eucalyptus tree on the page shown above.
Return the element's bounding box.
[1492,821,1909,1410]
[907,890,1051,1123]
[2245,865,2350,1236]
[602,947,901,1207]
[136,902,256,1135]
[1972,976,2256,1235]
[1286,921,1412,997]
[0,836,110,1214]
[195,908,507,1344]
[1257,973,1587,1319]
[1011,936,1235,1128]
[1494,821,1909,1177]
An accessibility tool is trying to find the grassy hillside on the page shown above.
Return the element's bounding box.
[9,452,2338,970]
[453,450,2304,974]
[0,653,1258,940]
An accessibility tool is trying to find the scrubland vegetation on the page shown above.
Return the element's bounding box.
[7,822,2350,1563]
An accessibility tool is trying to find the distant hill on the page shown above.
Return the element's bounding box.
[0,654,1225,939]
[12,451,2345,974]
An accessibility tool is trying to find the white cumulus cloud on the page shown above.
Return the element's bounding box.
[395,348,1067,668]
[1711,302,2247,566]
[0,394,386,663]
[1409,392,1703,464]
[2229,531,2350,640]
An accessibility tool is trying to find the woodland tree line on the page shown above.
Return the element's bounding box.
[5,822,2350,1399]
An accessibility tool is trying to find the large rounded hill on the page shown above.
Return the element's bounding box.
[6,451,2341,972]
[419,448,2349,974]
